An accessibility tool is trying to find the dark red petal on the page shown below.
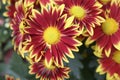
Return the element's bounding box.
[97,35,109,49]
[91,27,104,40]
[45,49,52,65]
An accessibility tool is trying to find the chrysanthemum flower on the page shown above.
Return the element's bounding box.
[96,49,120,77]
[86,2,120,57]
[55,0,104,35]
[25,4,81,66]
[11,0,33,56]
[5,75,20,80]
[3,0,17,19]
[3,0,34,19]
[29,56,70,80]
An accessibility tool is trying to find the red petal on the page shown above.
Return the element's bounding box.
[97,35,109,49]
[45,49,52,65]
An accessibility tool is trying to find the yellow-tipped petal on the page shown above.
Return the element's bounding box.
[96,64,105,75]
[64,16,74,29]
[66,48,74,59]
[63,55,69,63]
[114,42,120,51]
[58,4,65,15]
[92,45,103,58]
[105,49,111,57]
[85,37,95,47]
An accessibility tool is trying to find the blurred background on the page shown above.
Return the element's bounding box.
[0,1,105,80]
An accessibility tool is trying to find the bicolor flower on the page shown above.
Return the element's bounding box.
[96,49,120,77]
[29,56,70,80]
[86,2,120,57]
[5,75,20,80]
[55,0,104,35]
[25,5,82,66]
[3,0,17,19]
[3,0,35,19]
[11,0,33,57]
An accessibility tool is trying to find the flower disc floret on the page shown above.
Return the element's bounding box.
[43,27,61,45]
[102,18,119,35]
[69,6,86,20]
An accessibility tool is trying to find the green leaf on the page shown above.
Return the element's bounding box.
[68,53,84,79]
[0,63,10,74]
[0,30,9,42]
[94,72,105,80]
[9,53,29,79]
[3,40,13,52]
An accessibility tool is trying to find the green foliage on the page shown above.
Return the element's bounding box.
[0,53,27,79]
[0,2,12,61]
[68,53,83,80]
[9,53,29,80]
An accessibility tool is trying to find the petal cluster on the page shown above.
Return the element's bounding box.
[5,75,20,80]
[96,48,120,79]
[3,0,120,80]
[4,0,82,79]
[24,5,81,67]
[86,1,120,57]
[55,0,104,35]
[29,56,70,80]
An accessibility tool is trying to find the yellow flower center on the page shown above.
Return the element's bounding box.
[100,0,111,4]
[69,6,86,20]
[102,18,119,35]
[112,51,120,64]
[19,21,25,34]
[43,27,61,45]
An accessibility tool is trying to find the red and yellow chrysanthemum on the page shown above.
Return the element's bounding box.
[5,75,20,80]
[11,0,33,56]
[29,56,70,80]
[3,0,17,19]
[55,0,104,35]
[24,5,82,66]
[96,49,120,78]
[3,0,35,19]
[86,2,120,57]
